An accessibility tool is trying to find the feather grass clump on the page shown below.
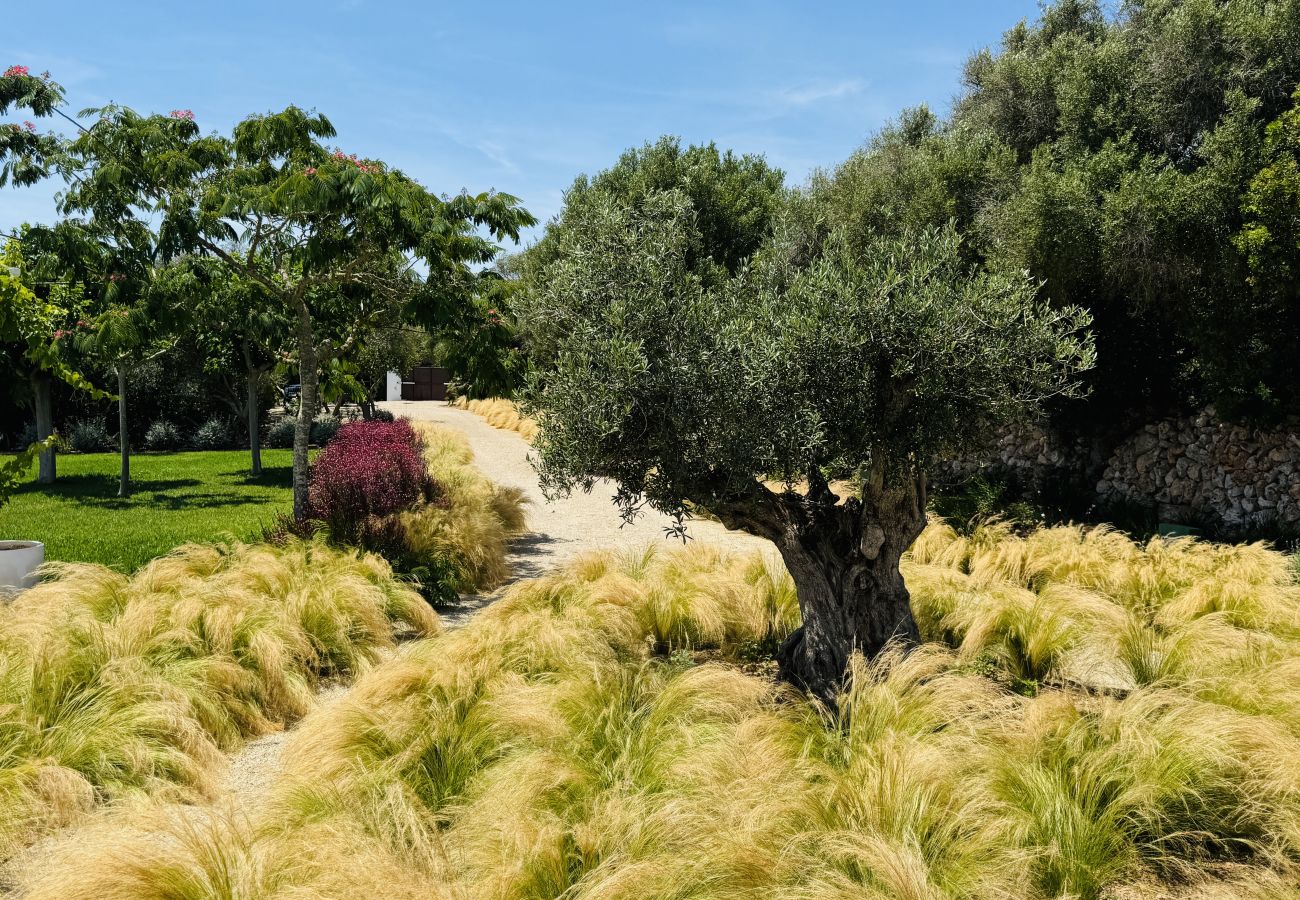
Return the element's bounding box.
[399,421,528,594]
[20,527,1300,899]
[450,396,539,442]
[0,538,435,860]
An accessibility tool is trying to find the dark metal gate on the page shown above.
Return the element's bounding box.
[400,366,450,401]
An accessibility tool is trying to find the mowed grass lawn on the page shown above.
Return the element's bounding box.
[0,450,300,571]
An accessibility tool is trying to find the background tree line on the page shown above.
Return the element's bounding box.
[824,0,1300,434]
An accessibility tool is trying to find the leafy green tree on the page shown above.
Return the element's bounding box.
[25,107,191,499]
[51,105,532,517]
[178,258,291,475]
[0,64,64,187]
[3,65,82,490]
[0,254,104,502]
[518,143,1094,699]
[817,0,1300,426]
[1234,86,1300,409]
[429,269,525,399]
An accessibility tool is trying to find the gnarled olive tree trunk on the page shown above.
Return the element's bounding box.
[709,469,927,703]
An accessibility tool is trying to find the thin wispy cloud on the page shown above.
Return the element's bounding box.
[473,139,520,174]
[774,78,867,107]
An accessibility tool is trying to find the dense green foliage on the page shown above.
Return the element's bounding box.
[836,0,1300,424]
[521,199,1092,522]
[0,66,64,187]
[518,133,1093,695]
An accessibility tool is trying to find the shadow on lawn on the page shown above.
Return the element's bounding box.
[237,465,293,487]
[12,469,292,511]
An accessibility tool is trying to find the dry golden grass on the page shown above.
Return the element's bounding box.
[449,396,539,442]
[0,538,436,862]
[20,525,1300,899]
[404,421,528,592]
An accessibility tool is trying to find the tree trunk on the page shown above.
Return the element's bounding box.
[30,371,55,484]
[292,312,319,521]
[246,368,262,477]
[240,342,264,476]
[115,364,130,498]
[710,469,928,703]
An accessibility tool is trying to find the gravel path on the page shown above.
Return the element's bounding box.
[218,400,771,798]
[386,399,769,567]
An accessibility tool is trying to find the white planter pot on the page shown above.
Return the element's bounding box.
[0,541,45,594]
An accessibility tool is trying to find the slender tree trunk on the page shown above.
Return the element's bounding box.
[710,469,928,703]
[30,370,55,484]
[115,364,130,498]
[242,341,264,478]
[292,310,319,521]
[246,369,262,476]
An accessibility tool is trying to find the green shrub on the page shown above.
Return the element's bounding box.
[310,414,341,446]
[142,420,182,452]
[191,417,233,450]
[267,418,296,449]
[66,419,110,453]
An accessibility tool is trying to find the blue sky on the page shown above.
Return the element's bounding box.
[4,0,1042,245]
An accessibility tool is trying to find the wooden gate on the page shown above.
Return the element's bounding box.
[400,366,449,401]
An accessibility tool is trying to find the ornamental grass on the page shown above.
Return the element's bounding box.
[19,525,1300,898]
[0,538,436,862]
[449,396,539,442]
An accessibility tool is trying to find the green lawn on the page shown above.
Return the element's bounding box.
[0,450,298,571]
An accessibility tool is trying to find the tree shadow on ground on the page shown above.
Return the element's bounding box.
[237,466,293,488]
[14,474,202,500]
[12,472,290,511]
[504,532,560,581]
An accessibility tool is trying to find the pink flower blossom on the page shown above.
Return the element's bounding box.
[22,120,35,132]
[333,150,346,159]
[304,166,317,176]
[4,65,30,78]
[169,109,195,120]
[53,329,68,340]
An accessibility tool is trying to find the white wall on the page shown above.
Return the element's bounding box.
[386,371,402,401]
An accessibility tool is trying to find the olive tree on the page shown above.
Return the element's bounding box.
[518,148,1094,700]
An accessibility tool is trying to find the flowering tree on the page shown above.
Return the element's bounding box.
[9,91,531,513]
[1,65,105,492]
[0,64,64,187]
[66,105,533,517]
[23,103,198,499]
[0,244,105,500]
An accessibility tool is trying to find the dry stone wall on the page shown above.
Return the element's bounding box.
[1098,410,1300,532]
[945,408,1300,535]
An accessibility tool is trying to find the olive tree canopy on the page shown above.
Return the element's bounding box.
[518,140,1094,699]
